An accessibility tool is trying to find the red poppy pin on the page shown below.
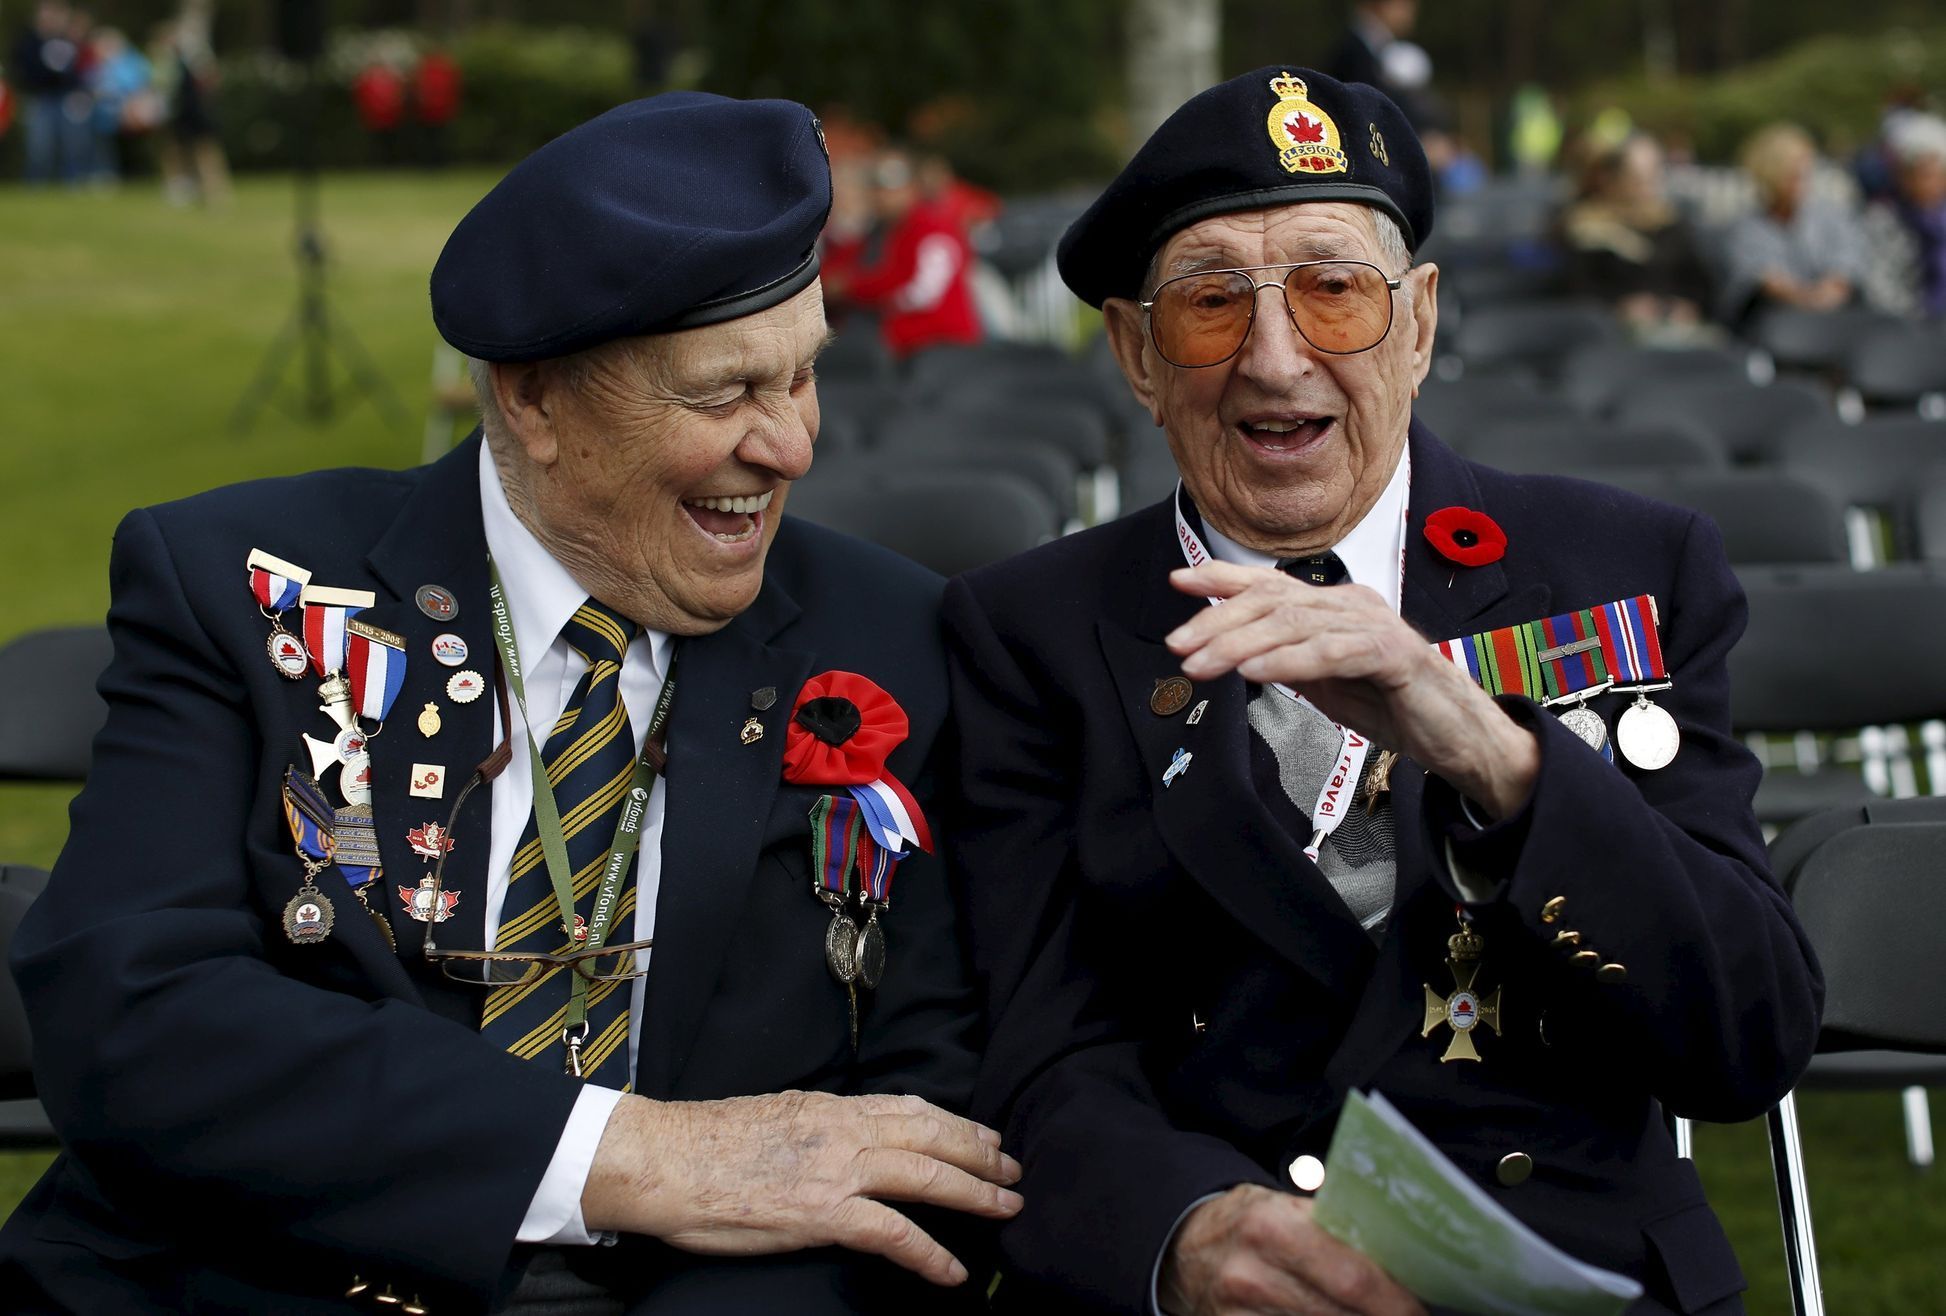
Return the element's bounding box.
[783,671,933,855]
[1424,506,1507,568]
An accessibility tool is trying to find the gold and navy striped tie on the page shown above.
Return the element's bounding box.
[480,599,640,1088]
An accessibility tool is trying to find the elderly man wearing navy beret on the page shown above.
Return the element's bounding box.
[945,69,1821,1315]
[2,93,1017,1314]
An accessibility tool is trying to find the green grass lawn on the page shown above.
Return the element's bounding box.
[2,176,1942,1310]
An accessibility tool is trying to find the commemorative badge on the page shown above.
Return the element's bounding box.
[398,874,460,923]
[281,767,390,946]
[430,633,469,667]
[1266,71,1348,176]
[1150,676,1193,718]
[246,549,312,679]
[446,669,485,704]
[406,820,455,861]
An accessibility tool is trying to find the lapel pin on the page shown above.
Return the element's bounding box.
[398,874,459,922]
[1150,676,1193,717]
[409,764,445,799]
[446,670,485,704]
[1185,699,1209,726]
[1162,746,1193,788]
[430,633,469,667]
[740,716,764,745]
[751,686,777,711]
[340,752,373,806]
[414,584,459,622]
[417,702,443,738]
[406,820,455,861]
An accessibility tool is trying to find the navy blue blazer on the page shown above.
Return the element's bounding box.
[2,435,981,1314]
[943,424,1822,1316]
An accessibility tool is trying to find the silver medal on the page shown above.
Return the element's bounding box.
[1616,696,1680,770]
[825,911,859,984]
[1557,704,1608,752]
[853,914,886,991]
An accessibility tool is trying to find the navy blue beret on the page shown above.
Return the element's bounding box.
[1059,66,1432,309]
[431,92,832,362]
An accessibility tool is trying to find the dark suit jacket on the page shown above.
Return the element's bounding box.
[943,424,1823,1316]
[1,435,981,1315]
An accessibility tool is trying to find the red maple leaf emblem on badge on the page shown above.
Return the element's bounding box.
[1286,113,1325,145]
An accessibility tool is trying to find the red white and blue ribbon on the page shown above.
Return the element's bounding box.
[247,548,310,613]
[299,584,374,678]
[848,775,933,860]
[345,619,407,724]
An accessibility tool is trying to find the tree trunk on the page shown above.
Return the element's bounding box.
[1126,0,1220,153]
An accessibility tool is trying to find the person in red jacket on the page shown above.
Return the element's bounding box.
[827,148,984,358]
[412,47,461,168]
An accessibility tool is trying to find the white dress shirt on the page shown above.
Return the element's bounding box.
[479,444,672,1246]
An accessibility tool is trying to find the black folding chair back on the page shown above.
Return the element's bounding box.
[816,327,894,383]
[1772,416,1946,555]
[904,342,1076,395]
[0,865,47,1102]
[0,626,112,781]
[812,378,904,449]
[1752,306,1908,373]
[867,434,1080,524]
[1583,470,1847,566]
[1447,301,1621,379]
[1845,325,1946,411]
[1557,344,1756,416]
[1613,377,1831,465]
[1732,564,1946,731]
[1462,419,1726,475]
[1412,377,1581,447]
[783,469,1058,577]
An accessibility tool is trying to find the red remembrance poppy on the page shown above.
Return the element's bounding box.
[1424,506,1507,567]
[781,670,910,786]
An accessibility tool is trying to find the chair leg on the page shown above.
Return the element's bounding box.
[1672,1114,1693,1160]
[1902,1086,1935,1169]
[1766,1091,1826,1316]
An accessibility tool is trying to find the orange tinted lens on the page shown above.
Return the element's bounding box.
[1286,263,1392,353]
[1153,272,1255,366]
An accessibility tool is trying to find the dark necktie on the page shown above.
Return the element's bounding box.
[1277,551,1349,587]
[480,599,641,1089]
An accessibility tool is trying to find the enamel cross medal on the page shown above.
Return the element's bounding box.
[1422,913,1502,1063]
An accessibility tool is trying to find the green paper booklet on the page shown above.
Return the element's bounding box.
[1312,1090,1644,1316]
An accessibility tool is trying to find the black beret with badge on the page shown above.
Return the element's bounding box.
[431,91,833,362]
[1058,65,1433,309]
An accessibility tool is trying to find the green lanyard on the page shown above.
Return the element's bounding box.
[486,560,677,1050]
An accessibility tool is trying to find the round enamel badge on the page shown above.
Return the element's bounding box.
[430,633,469,667]
[446,670,485,704]
[1446,991,1479,1032]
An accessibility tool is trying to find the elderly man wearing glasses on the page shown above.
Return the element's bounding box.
[3,94,1018,1315]
[945,68,1820,1316]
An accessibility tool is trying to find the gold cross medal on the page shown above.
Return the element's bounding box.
[1422,922,1502,1062]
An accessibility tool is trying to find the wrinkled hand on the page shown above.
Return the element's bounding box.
[1160,1185,1425,1316]
[583,1090,1022,1286]
[1167,562,1538,819]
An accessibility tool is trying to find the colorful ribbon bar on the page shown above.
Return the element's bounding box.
[247,548,310,612]
[345,619,407,723]
[1436,595,1665,700]
[299,585,374,678]
[810,794,864,899]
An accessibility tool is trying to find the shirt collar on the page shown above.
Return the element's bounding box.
[1197,445,1411,613]
[478,442,672,680]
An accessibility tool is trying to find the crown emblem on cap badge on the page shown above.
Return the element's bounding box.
[1265,72,1348,177]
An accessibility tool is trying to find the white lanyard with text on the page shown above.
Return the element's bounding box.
[1170,456,1409,861]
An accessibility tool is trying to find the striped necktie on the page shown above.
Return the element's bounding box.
[480,599,641,1088]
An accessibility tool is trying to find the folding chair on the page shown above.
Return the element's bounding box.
[1585,469,1847,566]
[0,626,112,781]
[1556,343,1758,416]
[1842,325,1946,419]
[1731,564,1946,826]
[1613,377,1832,465]
[1461,418,1727,475]
[1751,306,1907,374]
[1446,300,1620,381]
[880,403,1109,525]
[1771,416,1946,564]
[1412,376,1581,447]
[783,467,1059,577]
[0,864,55,1148]
[1763,817,1946,1316]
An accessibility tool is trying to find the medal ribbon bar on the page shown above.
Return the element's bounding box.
[1435,595,1665,698]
